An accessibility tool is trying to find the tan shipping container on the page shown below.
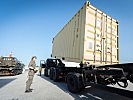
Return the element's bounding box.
[52,1,119,65]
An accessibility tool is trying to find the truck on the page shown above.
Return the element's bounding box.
[0,56,24,75]
[42,58,133,93]
[41,1,133,93]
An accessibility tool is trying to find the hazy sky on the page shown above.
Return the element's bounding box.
[0,0,133,65]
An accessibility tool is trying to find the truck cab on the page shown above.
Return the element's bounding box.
[43,58,65,77]
[46,58,65,67]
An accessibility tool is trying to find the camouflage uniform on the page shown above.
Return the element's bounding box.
[25,60,36,91]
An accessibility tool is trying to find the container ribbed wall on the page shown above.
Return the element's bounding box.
[52,1,119,65]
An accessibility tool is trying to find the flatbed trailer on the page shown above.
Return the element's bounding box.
[41,58,133,93]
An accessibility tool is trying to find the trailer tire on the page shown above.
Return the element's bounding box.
[66,73,84,93]
[44,68,49,77]
[117,77,128,88]
[50,68,54,80]
[53,68,59,82]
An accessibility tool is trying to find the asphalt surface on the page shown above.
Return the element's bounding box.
[0,71,133,100]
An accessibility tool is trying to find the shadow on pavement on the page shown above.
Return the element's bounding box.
[38,74,132,100]
[0,78,17,88]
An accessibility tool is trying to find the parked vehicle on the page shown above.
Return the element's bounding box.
[0,56,24,75]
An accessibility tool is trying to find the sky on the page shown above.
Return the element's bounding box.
[0,0,133,66]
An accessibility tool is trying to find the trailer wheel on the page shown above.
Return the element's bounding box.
[44,68,49,77]
[53,68,59,82]
[117,77,128,88]
[66,73,84,93]
[49,68,53,80]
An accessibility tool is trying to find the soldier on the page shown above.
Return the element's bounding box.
[25,56,37,93]
[39,66,42,76]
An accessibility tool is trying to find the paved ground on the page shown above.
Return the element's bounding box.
[0,71,133,100]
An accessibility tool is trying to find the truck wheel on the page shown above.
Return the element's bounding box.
[53,68,59,82]
[66,73,84,93]
[44,68,48,77]
[50,68,53,80]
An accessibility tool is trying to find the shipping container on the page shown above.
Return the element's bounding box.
[52,1,119,65]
